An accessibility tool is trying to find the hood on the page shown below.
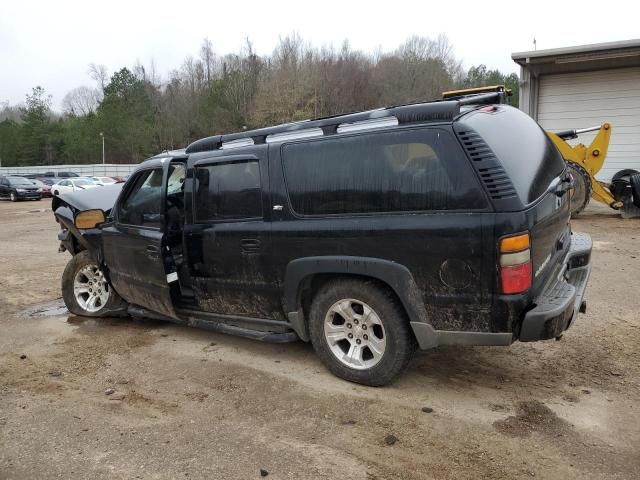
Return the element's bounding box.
[52,183,123,215]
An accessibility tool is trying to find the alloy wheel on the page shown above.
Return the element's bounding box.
[73,264,110,313]
[323,298,386,370]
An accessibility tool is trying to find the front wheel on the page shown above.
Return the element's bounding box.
[308,279,416,386]
[10,192,17,202]
[62,251,127,317]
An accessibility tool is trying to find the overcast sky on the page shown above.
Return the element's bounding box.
[1,0,638,111]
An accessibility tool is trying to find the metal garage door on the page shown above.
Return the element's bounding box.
[537,67,640,180]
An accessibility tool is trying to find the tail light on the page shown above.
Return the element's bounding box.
[499,232,531,294]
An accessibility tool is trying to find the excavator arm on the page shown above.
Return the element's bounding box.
[546,123,624,212]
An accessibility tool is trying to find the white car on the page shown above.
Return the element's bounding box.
[88,176,117,185]
[52,178,101,196]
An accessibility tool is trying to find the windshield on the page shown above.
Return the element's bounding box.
[8,177,34,186]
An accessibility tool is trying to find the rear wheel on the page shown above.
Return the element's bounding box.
[612,169,639,182]
[630,173,640,208]
[62,251,127,317]
[567,163,591,216]
[308,278,416,386]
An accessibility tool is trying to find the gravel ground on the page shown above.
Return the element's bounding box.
[0,198,638,480]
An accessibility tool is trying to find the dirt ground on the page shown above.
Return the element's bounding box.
[0,198,638,480]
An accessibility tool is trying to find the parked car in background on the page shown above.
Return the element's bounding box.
[40,171,80,178]
[110,176,126,183]
[0,175,42,201]
[30,178,52,197]
[51,178,100,196]
[37,178,58,186]
[87,176,117,185]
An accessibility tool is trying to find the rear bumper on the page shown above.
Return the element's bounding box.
[519,232,592,341]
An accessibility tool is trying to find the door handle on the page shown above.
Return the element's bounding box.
[240,239,261,253]
[145,245,161,258]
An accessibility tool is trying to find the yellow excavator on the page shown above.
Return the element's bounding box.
[443,85,640,217]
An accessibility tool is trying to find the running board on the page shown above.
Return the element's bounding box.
[128,305,299,343]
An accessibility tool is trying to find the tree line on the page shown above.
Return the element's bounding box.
[0,34,519,167]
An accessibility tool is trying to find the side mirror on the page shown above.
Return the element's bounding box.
[75,209,106,229]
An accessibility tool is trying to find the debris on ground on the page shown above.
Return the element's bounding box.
[384,434,398,446]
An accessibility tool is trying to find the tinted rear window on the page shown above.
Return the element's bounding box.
[282,128,486,216]
[460,106,565,204]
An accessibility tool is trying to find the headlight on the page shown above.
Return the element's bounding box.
[16,188,27,193]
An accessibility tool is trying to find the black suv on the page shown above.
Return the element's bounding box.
[0,175,42,201]
[52,92,592,386]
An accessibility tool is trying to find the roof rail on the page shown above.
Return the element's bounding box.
[185,99,465,154]
[442,85,512,105]
[221,138,255,150]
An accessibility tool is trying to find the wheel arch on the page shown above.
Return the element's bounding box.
[283,256,436,348]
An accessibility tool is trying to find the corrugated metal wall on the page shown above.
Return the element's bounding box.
[537,67,640,180]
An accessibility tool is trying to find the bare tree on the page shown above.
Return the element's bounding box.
[88,63,109,93]
[61,86,101,116]
[200,37,217,85]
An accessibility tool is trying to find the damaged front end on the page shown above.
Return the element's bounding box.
[52,185,123,255]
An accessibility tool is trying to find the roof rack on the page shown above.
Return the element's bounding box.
[184,90,506,154]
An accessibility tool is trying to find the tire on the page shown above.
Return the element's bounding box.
[53,190,59,196]
[567,163,591,216]
[62,251,128,317]
[308,278,416,386]
[612,169,639,183]
[630,173,640,208]
[10,192,17,202]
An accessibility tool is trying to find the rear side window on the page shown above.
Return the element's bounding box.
[282,128,486,216]
[194,160,262,222]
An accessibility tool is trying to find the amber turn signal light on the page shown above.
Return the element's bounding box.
[499,233,530,253]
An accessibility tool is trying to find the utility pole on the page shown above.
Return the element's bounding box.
[99,132,105,164]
